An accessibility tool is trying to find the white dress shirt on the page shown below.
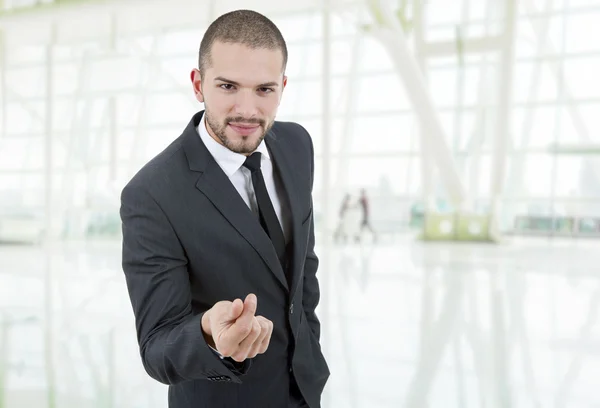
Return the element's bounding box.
[197,116,291,243]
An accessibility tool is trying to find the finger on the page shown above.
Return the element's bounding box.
[241,293,257,319]
[228,298,244,321]
[224,293,257,345]
[218,316,253,355]
[231,294,257,331]
[230,318,261,362]
[256,317,273,355]
[247,317,269,358]
[213,299,246,355]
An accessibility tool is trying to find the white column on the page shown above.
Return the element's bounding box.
[335,30,362,196]
[0,29,6,142]
[489,0,517,234]
[319,1,333,407]
[43,22,57,408]
[0,316,7,408]
[413,0,435,211]
[44,24,56,240]
[108,13,118,184]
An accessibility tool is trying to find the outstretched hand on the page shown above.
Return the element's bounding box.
[201,294,274,362]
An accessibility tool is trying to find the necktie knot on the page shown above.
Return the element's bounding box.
[243,152,262,173]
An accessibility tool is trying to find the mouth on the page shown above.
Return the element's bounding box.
[228,123,261,136]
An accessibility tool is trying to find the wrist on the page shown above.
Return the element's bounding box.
[201,312,216,348]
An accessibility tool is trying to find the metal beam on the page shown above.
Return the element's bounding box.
[549,144,600,155]
[0,0,341,29]
[367,0,467,208]
[422,35,504,57]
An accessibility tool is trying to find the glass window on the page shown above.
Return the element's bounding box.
[359,36,395,74]
[88,56,140,92]
[575,103,600,142]
[286,42,323,78]
[554,156,584,196]
[6,66,45,99]
[5,102,45,134]
[344,113,417,154]
[425,0,465,26]
[513,62,559,102]
[0,138,43,171]
[274,12,322,42]
[355,73,411,113]
[566,11,600,52]
[512,106,561,148]
[145,93,196,125]
[522,153,554,196]
[563,57,600,99]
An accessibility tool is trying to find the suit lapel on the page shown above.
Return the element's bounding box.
[182,112,289,291]
[265,133,305,297]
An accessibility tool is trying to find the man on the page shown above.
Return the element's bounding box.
[120,9,329,408]
[358,188,377,243]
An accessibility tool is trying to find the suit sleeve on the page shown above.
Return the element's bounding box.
[120,183,250,385]
[302,129,322,341]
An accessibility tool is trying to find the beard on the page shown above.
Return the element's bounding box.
[205,109,274,155]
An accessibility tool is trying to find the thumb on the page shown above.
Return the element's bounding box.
[239,293,257,320]
[228,298,244,320]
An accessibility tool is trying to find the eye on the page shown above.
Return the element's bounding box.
[259,87,274,94]
[220,84,235,91]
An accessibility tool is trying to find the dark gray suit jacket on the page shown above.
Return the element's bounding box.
[120,111,329,408]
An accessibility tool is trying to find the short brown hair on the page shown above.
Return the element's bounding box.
[198,10,288,77]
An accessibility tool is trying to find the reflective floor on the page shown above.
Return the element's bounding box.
[1,234,599,407]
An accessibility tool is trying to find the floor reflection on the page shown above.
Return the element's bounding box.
[324,235,600,408]
[1,236,600,407]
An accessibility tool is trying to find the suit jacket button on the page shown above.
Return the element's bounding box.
[290,303,294,314]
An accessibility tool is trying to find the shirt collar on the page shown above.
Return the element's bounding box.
[197,114,270,177]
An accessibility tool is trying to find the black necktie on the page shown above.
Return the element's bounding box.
[243,152,287,268]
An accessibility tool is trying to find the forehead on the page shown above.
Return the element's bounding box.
[207,41,284,83]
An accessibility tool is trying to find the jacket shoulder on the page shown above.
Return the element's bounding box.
[271,120,313,150]
[272,120,310,137]
[122,133,187,194]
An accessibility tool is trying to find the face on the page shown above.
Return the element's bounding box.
[190,41,287,155]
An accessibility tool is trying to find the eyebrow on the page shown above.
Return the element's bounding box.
[214,76,279,88]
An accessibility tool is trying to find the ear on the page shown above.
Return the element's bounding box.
[278,75,288,107]
[190,68,205,103]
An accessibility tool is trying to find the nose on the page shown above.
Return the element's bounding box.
[234,89,259,119]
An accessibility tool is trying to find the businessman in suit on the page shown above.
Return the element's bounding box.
[120,9,329,408]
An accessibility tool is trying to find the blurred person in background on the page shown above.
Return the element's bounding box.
[120,9,329,408]
[357,188,377,243]
[333,193,352,243]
